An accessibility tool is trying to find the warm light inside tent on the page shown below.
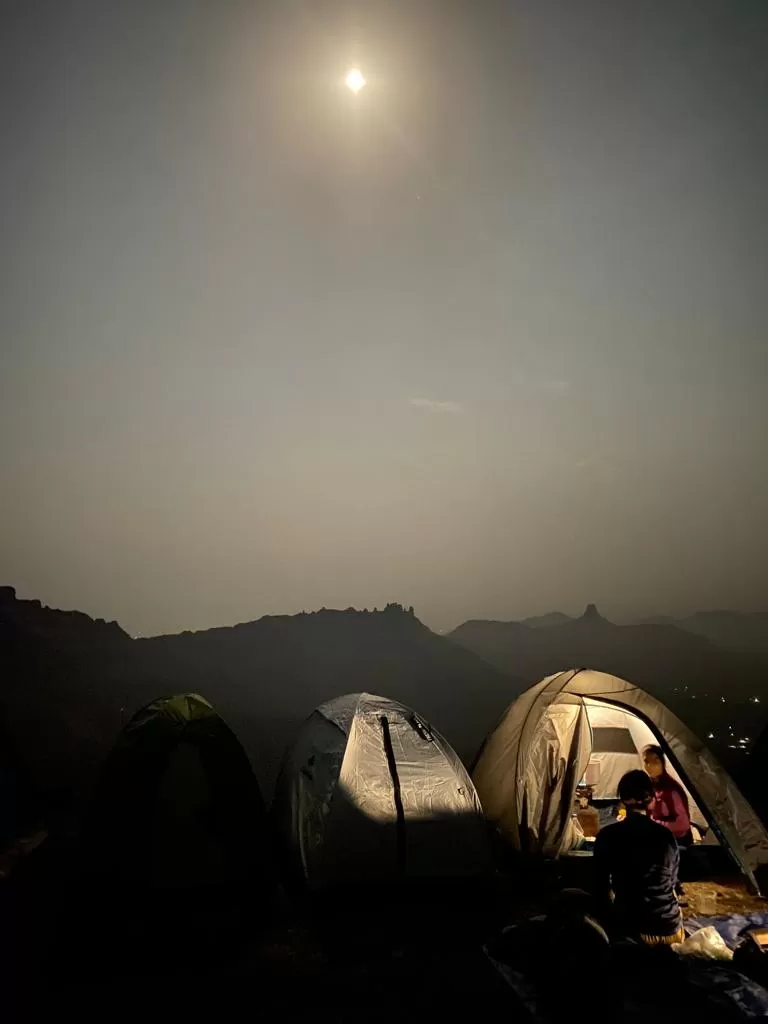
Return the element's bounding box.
[345,68,366,93]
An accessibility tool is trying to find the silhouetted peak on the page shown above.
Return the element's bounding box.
[0,585,17,604]
[581,603,610,625]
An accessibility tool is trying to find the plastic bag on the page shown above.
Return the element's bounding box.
[673,926,734,961]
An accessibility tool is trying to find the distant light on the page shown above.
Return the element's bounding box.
[752,697,761,704]
[721,697,726,703]
[345,68,366,93]
[707,732,715,739]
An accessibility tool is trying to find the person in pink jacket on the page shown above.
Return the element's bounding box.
[642,744,693,846]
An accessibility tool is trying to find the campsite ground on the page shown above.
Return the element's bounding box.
[3,837,767,1021]
[31,877,767,1021]
[12,882,511,1019]
[684,878,766,918]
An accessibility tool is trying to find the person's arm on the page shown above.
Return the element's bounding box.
[667,783,691,836]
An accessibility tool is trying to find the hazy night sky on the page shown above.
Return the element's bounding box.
[1,0,767,636]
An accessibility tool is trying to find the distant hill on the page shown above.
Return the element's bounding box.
[0,587,132,823]
[521,612,574,629]
[0,592,520,814]
[0,585,129,650]
[136,603,519,794]
[449,605,768,773]
[448,604,768,722]
[467,605,768,659]
[4,583,766,824]
[642,610,768,658]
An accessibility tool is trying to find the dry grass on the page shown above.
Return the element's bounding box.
[683,878,766,917]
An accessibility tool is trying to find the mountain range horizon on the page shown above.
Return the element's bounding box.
[2,583,765,641]
[2,581,766,818]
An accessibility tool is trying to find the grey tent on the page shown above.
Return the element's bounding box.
[473,669,768,891]
[275,692,490,888]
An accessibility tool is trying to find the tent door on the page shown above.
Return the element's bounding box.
[522,695,592,857]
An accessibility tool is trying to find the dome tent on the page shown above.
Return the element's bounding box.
[89,693,267,886]
[473,669,768,892]
[83,693,270,966]
[274,692,490,888]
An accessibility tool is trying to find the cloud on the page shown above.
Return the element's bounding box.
[408,397,463,414]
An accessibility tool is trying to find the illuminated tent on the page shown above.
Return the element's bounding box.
[274,692,490,888]
[88,693,267,890]
[473,669,768,891]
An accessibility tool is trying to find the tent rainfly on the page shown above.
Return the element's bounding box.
[473,669,768,892]
[88,693,267,888]
[275,692,490,888]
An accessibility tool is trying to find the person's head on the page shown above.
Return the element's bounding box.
[642,744,666,779]
[575,784,593,808]
[618,769,654,813]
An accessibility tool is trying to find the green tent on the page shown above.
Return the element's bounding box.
[89,693,266,888]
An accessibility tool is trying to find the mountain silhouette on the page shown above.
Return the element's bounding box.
[135,603,517,795]
[642,610,768,658]
[0,593,517,817]
[3,586,766,830]
[581,603,609,625]
[521,612,573,629]
[0,587,132,827]
[448,604,766,736]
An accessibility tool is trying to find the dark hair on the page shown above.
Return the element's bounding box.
[618,769,654,807]
[642,743,665,764]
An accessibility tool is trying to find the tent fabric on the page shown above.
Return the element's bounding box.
[88,693,266,887]
[472,670,768,887]
[274,692,490,888]
[519,697,591,856]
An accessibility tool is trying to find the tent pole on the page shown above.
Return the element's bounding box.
[380,716,406,878]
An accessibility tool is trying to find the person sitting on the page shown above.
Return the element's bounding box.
[575,784,600,838]
[642,744,693,846]
[593,769,684,945]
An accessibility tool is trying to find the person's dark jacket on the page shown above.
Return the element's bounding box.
[593,811,681,937]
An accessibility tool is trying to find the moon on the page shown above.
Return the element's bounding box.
[345,68,366,94]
